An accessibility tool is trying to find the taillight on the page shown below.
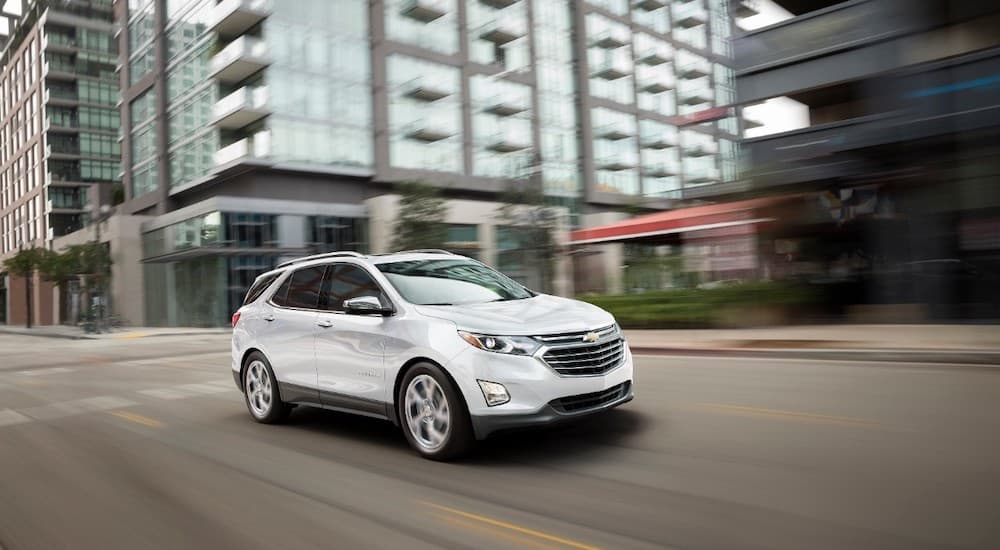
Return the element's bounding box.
[231,311,241,328]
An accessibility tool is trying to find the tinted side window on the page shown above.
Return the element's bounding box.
[284,266,326,309]
[270,275,292,306]
[243,273,279,305]
[321,264,387,311]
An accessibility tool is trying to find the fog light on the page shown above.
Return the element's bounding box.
[477,380,510,406]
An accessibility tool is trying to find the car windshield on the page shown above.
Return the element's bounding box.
[376,259,534,306]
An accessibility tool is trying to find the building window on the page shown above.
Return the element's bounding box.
[309,216,368,253]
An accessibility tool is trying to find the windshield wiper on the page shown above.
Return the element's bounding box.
[421,302,454,306]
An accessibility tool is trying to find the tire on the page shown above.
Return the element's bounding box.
[397,362,474,461]
[242,352,290,424]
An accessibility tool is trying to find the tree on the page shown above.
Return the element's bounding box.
[392,182,449,251]
[496,168,562,294]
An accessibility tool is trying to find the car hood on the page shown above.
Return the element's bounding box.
[414,294,614,335]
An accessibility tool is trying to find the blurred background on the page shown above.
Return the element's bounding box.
[0,0,998,330]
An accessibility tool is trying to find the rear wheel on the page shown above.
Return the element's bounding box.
[243,352,290,424]
[398,363,473,461]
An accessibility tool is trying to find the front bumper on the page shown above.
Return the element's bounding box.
[444,340,636,440]
[470,381,634,439]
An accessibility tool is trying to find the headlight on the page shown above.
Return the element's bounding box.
[458,331,541,356]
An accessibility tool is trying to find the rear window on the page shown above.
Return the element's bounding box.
[281,266,326,309]
[243,273,280,305]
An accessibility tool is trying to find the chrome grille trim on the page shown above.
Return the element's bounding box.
[537,327,625,377]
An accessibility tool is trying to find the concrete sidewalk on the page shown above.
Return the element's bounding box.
[0,324,231,340]
[624,324,1000,364]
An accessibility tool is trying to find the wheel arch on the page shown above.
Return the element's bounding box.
[238,347,266,391]
[389,356,470,427]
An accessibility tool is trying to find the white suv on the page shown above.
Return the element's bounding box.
[231,250,634,460]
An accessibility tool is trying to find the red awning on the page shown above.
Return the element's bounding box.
[569,196,784,245]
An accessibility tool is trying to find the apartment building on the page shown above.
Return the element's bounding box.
[0,0,117,325]
[2,0,747,326]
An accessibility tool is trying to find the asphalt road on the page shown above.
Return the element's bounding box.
[0,333,998,550]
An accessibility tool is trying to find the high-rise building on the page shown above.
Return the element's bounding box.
[0,0,117,325]
[3,0,746,327]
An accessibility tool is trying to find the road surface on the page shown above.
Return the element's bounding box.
[0,333,997,549]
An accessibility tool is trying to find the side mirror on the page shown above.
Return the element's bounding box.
[343,296,392,316]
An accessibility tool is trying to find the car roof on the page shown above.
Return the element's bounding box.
[257,251,471,279]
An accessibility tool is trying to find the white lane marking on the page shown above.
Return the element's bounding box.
[0,409,30,427]
[138,379,233,400]
[17,367,75,377]
[21,396,138,421]
[138,388,189,400]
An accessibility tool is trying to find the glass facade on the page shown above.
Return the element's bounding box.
[130,88,158,197]
[165,0,217,189]
[387,54,461,172]
[142,210,367,326]
[266,0,372,169]
[387,0,459,55]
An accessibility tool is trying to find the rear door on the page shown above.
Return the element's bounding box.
[258,265,327,401]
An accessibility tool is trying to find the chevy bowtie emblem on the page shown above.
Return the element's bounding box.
[583,332,600,342]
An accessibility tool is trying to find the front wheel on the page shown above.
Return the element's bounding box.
[243,352,290,424]
[398,363,473,461]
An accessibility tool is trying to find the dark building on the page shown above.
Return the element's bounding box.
[734,0,1000,320]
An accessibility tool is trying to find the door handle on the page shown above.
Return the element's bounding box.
[262,314,275,322]
[317,320,333,328]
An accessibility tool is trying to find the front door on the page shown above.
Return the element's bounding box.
[314,263,390,416]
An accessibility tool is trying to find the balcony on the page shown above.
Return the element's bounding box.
[591,27,630,49]
[478,19,525,45]
[212,86,270,129]
[591,57,631,80]
[42,60,78,80]
[208,0,271,38]
[633,0,666,11]
[483,92,528,116]
[686,167,721,184]
[641,133,677,149]
[636,43,672,66]
[214,130,271,167]
[210,36,271,83]
[42,32,77,52]
[597,155,637,171]
[636,66,674,93]
[596,122,633,141]
[404,121,455,143]
[401,0,448,23]
[677,60,710,80]
[673,1,707,28]
[402,76,451,102]
[487,127,530,153]
[683,141,718,157]
[679,87,713,106]
[644,163,677,178]
[479,0,518,9]
[47,198,86,214]
[733,0,759,18]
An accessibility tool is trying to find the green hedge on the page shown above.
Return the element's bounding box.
[578,282,818,329]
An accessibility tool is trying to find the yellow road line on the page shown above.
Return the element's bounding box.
[422,501,601,550]
[109,410,163,427]
[115,333,149,339]
[693,403,881,428]
[436,513,559,550]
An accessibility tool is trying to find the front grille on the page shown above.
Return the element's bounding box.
[541,335,625,376]
[550,381,631,414]
[535,325,617,346]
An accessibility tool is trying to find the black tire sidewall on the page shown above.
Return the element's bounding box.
[397,362,472,461]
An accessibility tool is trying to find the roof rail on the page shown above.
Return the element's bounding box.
[277,251,364,269]
[397,249,456,255]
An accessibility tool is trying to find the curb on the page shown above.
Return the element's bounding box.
[628,346,1000,365]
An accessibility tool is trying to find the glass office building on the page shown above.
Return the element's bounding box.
[105,0,746,326]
